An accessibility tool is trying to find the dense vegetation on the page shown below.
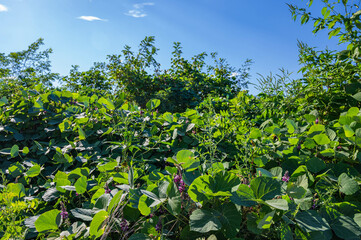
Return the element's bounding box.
[1,0,361,239]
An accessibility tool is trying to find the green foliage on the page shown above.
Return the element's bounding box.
[0,38,58,97]
[106,37,252,112]
[1,2,361,239]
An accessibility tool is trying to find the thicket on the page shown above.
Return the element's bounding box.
[1,0,361,239]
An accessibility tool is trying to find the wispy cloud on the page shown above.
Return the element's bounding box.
[134,2,154,9]
[77,16,107,22]
[125,2,154,18]
[0,4,8,12]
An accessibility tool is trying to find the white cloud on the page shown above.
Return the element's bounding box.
[0,4,8,12]
[134,2,154,9]
[125,2,154,18]
[77,16,107,21]
[125,10,147,18]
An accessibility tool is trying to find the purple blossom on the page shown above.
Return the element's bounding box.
[178,179,186,193]
[60,211,69,219]
[337,146,342,150]
[60,202,68,220]
[155,220,162,233]
[120,219,129,231]
[75,192,79,196]
[297,145,301,150]
[105,187,111,194]
[174,174,182,184]
[282,171,290,183]
[178,184,186,193]
[174,174,187,193]
[315,118,319,124]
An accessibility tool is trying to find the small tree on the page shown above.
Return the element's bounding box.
[62,63,112,94]
[107,37,252,112]
[284,0,361,121]
[0,38,58,89]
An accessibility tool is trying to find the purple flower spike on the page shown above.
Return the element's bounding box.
[315,118,319,124]
[282,171,290,183]
[174,174,181,184]
[297,145,301,150]
[120,219,129,231]
[105,188,111,194]
[60,211,69,220]
[155,220,162,233]
[60,201,68,220]
[178,179,186,193]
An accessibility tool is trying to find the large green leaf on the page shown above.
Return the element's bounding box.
[94,193,111,210]
[230,184,257,207]
[285,119,296,134]
[218,203,242,238]
[42,188,61,202]
[146,99,161,111]
[352,92,361,102]
[355,213,361,228]
[308,124,325,134]
[296,210,330,233]
[331,215,361,239]
[343,125,355,138]
[176,150,199,171]
[306,157,326,173]
[89,210,108,238]
[54,171,71,193]
[287,183,307,199]
[74,176,87,194]
[108,191,124,214]
[250,177,281,201]
[10,144,19,158]
[35,209,61,232]
[0,97,8,106]
[338,173,360,195]
[265,199,289,210]
[280,224,294,240]
[313,134,331,145]
[188,172,241,204]
[258,210,275,229]
[70,208,94,221]
[138,188,164,216]
[7,183,25,200]
[189,209,222,233]
[98,97,115,110]
[347,107,359,117]
[26,164,41,177]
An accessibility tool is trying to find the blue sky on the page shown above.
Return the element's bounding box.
[0,0,345,94]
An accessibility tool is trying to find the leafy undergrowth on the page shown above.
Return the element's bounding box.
[0,86,361,240]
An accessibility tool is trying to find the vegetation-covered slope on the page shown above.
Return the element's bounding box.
[1,0,361,239]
